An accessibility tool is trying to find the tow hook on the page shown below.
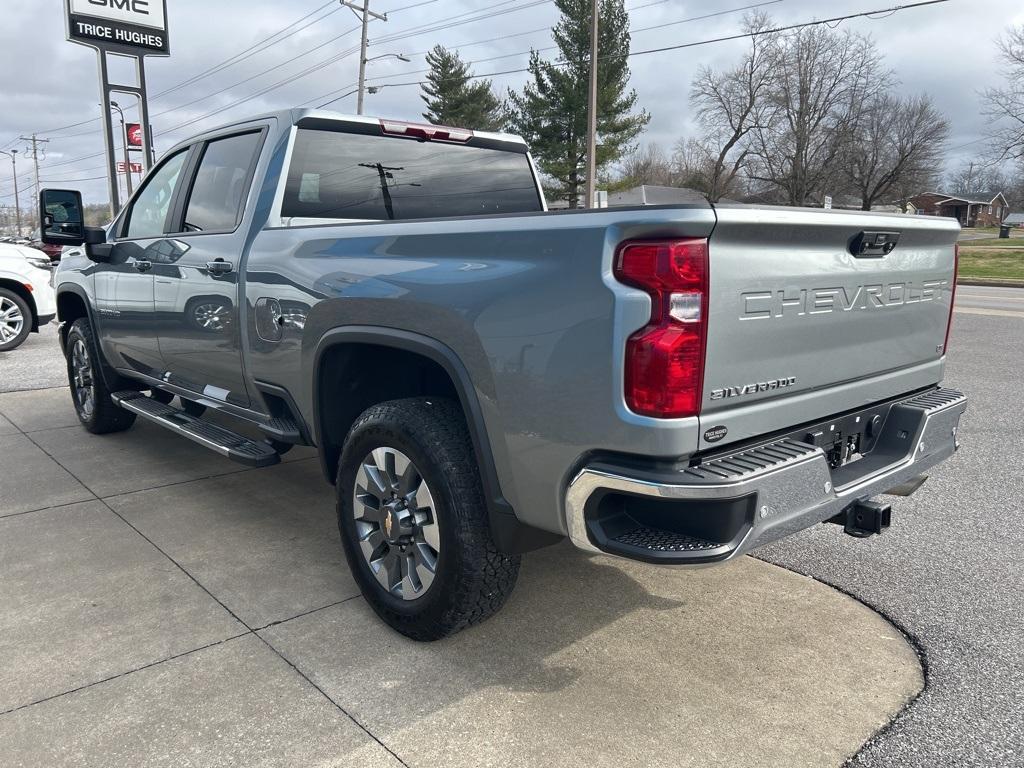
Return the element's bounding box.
[827,499,892,538]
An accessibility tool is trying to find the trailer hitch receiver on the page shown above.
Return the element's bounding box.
[827,499,892,538]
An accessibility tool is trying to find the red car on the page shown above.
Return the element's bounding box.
[28,240,63,262]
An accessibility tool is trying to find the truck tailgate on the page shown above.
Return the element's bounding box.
[699,205,959,449]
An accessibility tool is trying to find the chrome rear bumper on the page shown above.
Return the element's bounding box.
[565,388,967,565]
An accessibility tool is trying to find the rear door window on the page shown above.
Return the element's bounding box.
[182,131,263,232]
[282,129,542,221]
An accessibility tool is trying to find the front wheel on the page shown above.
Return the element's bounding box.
[337,397,520,641]
[65,317,136,434]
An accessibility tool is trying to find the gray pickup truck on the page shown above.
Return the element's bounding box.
[40,109,967,640]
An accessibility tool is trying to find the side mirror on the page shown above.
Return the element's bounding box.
[40,189,86,245]
[40,188,110,260]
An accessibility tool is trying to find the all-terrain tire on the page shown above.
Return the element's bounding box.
[65,317,136,434]
[337,397,520,641]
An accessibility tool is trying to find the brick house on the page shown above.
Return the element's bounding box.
[908,191,1010,227]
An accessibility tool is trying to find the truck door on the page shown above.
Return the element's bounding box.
[94,149,189,377]
[154,129,265,409]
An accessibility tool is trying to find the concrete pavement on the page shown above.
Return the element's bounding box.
[0,385,922,766]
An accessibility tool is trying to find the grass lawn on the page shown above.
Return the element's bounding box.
[958,248,1024,281]
[959,227,1001,237]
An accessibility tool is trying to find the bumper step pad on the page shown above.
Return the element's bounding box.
[613,526,723,553]
[111,391,280,468]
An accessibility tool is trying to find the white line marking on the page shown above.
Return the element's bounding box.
[954,307,1024,319]
[959,293,1024,302]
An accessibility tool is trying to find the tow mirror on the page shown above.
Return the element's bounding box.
[40,189,86,245]
[39,188,111,261]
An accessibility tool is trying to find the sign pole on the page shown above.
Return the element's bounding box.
[137,56,155,171]
[63,0,168,215]
[97,52,120,217]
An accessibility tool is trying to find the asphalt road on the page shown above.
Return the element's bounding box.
[760,307,1024,766]
[955,284,1024,318]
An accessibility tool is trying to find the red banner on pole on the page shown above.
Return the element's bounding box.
[125,122,143,151]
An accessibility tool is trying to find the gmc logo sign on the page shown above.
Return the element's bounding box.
[88,0,150,14]
[70,0,167,31]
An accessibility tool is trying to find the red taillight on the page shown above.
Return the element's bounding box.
[943,243,959,356]
[614,238,709,418]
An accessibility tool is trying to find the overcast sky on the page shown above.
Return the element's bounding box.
[1,0,1021,207]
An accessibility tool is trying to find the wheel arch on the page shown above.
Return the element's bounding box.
[56,286,90,344]
[312,326,561,554]
[56,285,129,392]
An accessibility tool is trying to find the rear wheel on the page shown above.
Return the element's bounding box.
[66,317,136,434]
[337,397,520,641]
[0,288,31,352]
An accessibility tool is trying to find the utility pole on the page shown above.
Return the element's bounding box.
[359,162,403,219]
[340,0,388,115]
[0,150,19,236]
[19,134,49,225]
[584,0,599,209]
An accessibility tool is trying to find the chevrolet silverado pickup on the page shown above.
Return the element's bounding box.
[39,109,967,640]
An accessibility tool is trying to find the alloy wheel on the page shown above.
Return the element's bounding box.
[352,446,440,601]
[70,338,95,418]
[193,302,229,331]
[0,296,24,344]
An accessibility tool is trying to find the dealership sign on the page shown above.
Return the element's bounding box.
[66,0,170,55]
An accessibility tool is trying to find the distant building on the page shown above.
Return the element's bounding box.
[908,191,1009,227]
[1004,212,1024,227]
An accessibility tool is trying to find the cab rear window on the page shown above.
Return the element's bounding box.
[282,128,542,221]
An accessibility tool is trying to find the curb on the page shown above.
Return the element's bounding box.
[957,278,1024,289]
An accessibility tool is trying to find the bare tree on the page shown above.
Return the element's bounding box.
[749,25,891,206]
[844,93,948,210]
[617,143,676,187]
[688,12,776,202]
[982,25,1024,170]
[946,162,1009,196]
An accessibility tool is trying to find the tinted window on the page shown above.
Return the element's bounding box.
[125,150,187,239]
[282,129,542,221]
[183,132,262,232]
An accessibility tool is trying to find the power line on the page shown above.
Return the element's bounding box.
[25,0,503,167]
[356,0,953,94]
[8,0,949,185]
[363,0,785,83]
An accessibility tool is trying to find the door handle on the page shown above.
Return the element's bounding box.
[133,260,152,272]
[206,259,233,276]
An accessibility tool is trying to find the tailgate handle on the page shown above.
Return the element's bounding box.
[850,231,900,257]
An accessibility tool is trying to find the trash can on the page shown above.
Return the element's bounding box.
[999,224,1011,239]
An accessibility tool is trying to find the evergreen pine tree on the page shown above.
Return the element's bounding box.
[507,0,649,207]
[420,46,505,131]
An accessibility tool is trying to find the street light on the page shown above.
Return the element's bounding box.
[0,149,20,236]
[318,83,394,109]
[109,100,133,197]
[365,53,410,63]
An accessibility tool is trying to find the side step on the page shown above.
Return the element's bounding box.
[112,391,281,468]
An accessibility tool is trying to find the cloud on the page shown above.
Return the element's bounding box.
[0,0,1018,209]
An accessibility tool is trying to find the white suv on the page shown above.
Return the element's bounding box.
[0,243,57,351]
